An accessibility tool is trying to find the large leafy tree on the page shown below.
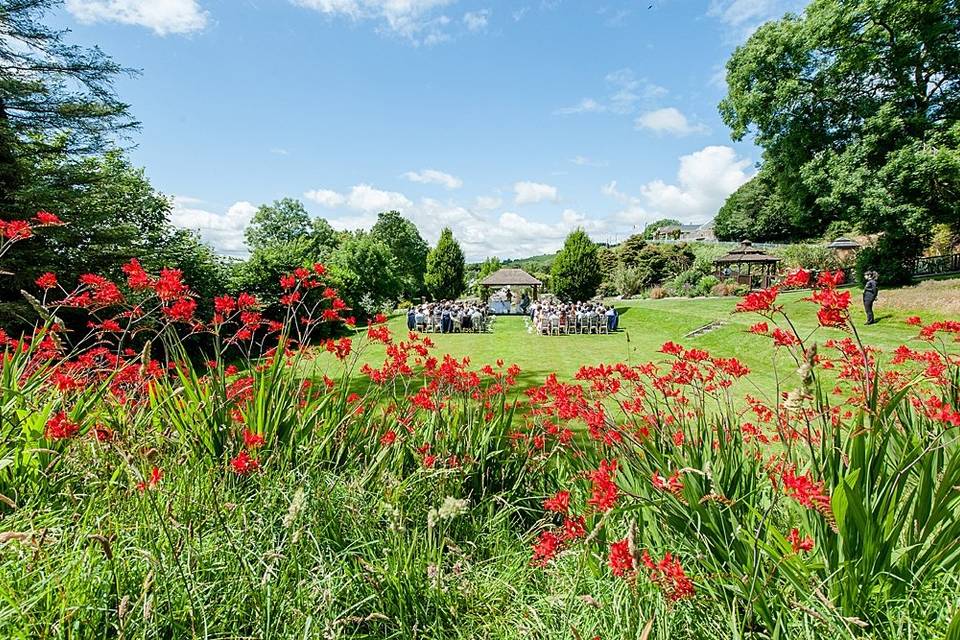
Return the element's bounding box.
[714,170,806,241]
[370,210,428,299]
[424,227,465,301]
[720,0,960,266]
[551,229,602,301]
[474,256,501,298]
[328,232,401,315]
[0,0,136,207]
[245,198,314,252]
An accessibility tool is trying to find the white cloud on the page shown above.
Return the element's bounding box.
[635,107,709,136]
[475,195,503,210]
[403,168,463,189]
[707,0,806,40]
[170,198,257,255]
[513,181,558,205]
[462,9,489,31]
[346,184,412,211]
[556,68,668,117]
[65,0,208,35]
[603,146,753,225]
[269,148,290,156]
[304,188,347,208]
[291,0,456,44]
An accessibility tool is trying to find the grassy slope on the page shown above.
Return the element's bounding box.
[321,288,940,399]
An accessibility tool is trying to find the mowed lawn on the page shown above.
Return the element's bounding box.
[314,285,950,400]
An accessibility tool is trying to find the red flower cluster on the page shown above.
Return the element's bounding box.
[230,450,260,476]
[787,528,814,553]
[45,411,80,440]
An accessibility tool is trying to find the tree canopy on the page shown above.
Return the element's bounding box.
[551,229,602,301]
[720,0,960,252]
[370,210,428,299]
[424,228,466,301]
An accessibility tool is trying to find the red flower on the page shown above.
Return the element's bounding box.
[243,428,265,449]
[771,328,798,347]
[543,490,571,515]
[735,287,779,313]
[645,551,695,601]
[34,210,63,226]
[608,538,634,577]
[4,220,32,240]
[45,411,80,440]
[35,272,58,289]
[780,467,831,513]
[561,516,586,541]
[163,298,197,322]
[905,316,922,326]
[659,341,683,355]
[122,259,153,289]
[587,460,619,512]
[137,466,163,491]
[816,270,845,288]
[782,268,811,288]
[380,430,397,446]
[531,531,561,567]
[787,528,814,553]
[749,322,769,335]
[214,295,237,314]
[230,450,260,475]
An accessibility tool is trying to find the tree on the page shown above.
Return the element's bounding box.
[245,198,313,252]
[617,234,648,268]
[714,170,805,242]
[720,0,960,256]
[551,229,602,301]
[0,0,136,207]
[328,232,401,315]
[474,256,501,298]
[424,227,465,301]
[642,219,681,240]
[370,210,428,299]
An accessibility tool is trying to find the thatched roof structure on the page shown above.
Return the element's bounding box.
[826,237,861,250]
[479,268,543,287]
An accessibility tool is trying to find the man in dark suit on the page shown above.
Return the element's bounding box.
[863,270,879,325]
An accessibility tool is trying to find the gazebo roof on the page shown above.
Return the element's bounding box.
[480,268,543,287]
[713,240,782,264]
[826,237,861,250]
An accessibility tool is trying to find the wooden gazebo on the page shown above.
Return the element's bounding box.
[714,240,781,289]
[479,268,543,301]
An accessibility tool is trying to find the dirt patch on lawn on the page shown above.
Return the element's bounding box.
[876,278,960,316]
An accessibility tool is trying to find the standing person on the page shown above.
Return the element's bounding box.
[406,307,417,331]
[863,270,879,325]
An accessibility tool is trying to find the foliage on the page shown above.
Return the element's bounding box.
[244,198,314,252]
[550,229,602,301]
[856,232,925,286]
[610,265,648,298]
[714,170,806,242]
[928,223,957,256]
[474,256,502,298]
[0,0,136,206]
[721,0,960,255]
[777,243,841,271]
[642,218,681,239]
[328,232,402,316]
[370,210,429,300]
[424,227,466,301]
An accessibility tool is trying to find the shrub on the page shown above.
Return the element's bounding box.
[696,275,720,296]
[855,233,924,286]
[777,243,840,271]
[612,265,651,298]
[648,286,668,299]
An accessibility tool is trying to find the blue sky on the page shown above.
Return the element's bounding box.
[55,0,806,261]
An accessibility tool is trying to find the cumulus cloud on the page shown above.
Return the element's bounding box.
[604,145,753,225]
[170,198,257,255]
[462,9,489,31]
[570,155,608,167]
[635,107,708,136]
[403,168,463,189]
[291,0,456,44]
[474,195,503,210]
[513,181,558,205]
[304,184,412,211]
[304,189,347,208]
[65,0,208,35]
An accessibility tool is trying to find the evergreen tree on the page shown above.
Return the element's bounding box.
[424,227,465,301]
[474,256,501,298]
[551,229,602,301]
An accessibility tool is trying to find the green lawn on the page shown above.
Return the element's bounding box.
[319,287,942,400]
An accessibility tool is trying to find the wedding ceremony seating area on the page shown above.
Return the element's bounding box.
[528,301,619,336]
[406,301,494,334]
